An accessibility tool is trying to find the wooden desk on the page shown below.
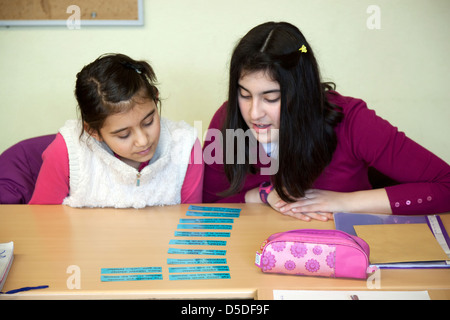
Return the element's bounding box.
[0,204,449,300]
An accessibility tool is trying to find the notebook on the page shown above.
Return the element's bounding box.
[334,213,450,269]
[0,242,14,292]
[354,223,449,264]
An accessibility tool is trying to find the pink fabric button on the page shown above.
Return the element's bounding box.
[395,202,400,207]
[427,196,432,201]
[417,198,423,204]
[406,200,411,205]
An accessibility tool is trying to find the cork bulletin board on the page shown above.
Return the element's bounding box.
[0,0,144,27]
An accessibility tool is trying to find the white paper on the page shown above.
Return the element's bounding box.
[0,241,14,291]
[273,290,431,300]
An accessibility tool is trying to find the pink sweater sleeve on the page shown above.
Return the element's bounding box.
[28,133,70,204]
[180,139,204,204]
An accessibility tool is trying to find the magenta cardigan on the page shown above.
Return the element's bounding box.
[202,91,450,215]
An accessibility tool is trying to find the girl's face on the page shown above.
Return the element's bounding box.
[238,70,281,144]
[90,99,161,170]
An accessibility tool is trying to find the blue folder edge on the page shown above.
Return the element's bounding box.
[334,212,450,269]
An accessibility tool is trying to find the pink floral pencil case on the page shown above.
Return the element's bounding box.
[255,229,370,279]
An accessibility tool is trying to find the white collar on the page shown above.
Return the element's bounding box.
[261,141,279,159]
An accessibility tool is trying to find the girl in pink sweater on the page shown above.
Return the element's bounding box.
[30,54,203,208]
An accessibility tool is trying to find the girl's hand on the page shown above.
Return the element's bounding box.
[274,188,392,218]
[273,189,342,221]
[267,189,333,222]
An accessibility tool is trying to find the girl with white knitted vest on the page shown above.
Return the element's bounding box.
[30,54,203,208]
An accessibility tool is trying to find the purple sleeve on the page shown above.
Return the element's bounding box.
[0,135,56,204]
[344,97,450,215]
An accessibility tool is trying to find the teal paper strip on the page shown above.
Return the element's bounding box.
[168,248,226,256]
[188,205,241,213]
[177,224,232,230]
[169,240,227,246]
[101,267,162,274]
[168,266,230,273]
[174,231,231,237]
[101,274,163,282]
[169,273,231,281]
[186,211,240,218]
[167,258,227,265]
[179,218,234,224]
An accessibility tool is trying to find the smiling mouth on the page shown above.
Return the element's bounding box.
[252,123,271,131]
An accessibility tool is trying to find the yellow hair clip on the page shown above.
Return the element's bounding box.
[299,45,307,53]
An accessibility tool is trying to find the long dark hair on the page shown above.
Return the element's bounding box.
[222,22,343,202]
[75,53,160,137]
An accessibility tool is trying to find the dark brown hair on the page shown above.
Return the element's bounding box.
[75,53,159,136]
[222,22,343,202]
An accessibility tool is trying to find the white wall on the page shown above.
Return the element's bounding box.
[1,0,449,163]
